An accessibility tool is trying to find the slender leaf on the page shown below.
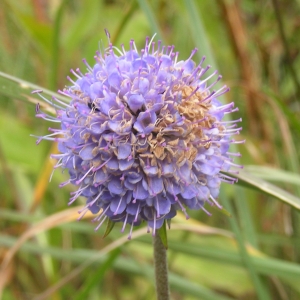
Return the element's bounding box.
[157,220,168,249]
[103,219,116,238]
[221,196,271,300]
[244,165,300,185]
[0,71,68,103]
[0,234,234,300]
[136,0,164,41]
[234,170,300,210]
[74,248,122,300]
[183,0,217,69]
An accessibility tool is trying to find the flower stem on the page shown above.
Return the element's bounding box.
[153,232,170,300]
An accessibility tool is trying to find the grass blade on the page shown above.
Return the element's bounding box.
[136,0,164,41]
[234,170,300,210]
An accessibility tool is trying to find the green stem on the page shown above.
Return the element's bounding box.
[111,0,138,45]
[153,233,170,300]
[49,0,68,91]
[271,0,300,101]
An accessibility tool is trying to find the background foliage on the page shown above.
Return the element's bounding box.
[1,0,300,299]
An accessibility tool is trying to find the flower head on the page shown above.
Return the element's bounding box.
[34,34,243,238]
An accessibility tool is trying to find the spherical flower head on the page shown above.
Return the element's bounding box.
[34,34,243,238]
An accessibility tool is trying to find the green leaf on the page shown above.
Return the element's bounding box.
[157,220,168,249]
[74,248,121,300]
[102,218,115,238]
[165,239,300,285]
[0,71,68,103]
[0,234,235,300]
[63,0,102,53]
[244,165,300,185]
[8,5,53,55]
[211,205,231,217]
[49,0,69,90]
[136,0,164,41]
[233,170,300,210]
[183,0,215,64]
[263,87,300,132]
[221,196,271,300]
[0,113,46,173]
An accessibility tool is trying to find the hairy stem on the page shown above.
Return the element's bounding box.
[153,233,170,300]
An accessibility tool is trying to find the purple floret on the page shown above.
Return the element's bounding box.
[34,35,243,238]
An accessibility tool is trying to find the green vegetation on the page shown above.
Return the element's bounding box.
[1,1,300,299]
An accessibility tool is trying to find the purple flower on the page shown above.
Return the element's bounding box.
[33,34,243,238]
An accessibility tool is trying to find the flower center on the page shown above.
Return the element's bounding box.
[148,85,215,168]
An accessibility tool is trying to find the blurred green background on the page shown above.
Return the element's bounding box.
[1,0,300,299]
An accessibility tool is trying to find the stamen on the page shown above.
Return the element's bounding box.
[52,96,70,107]
[75,68,84,77]
[69,185,89,204]
[130,40,134,59]
[226,152,241,157]
[94,215,107,231]
[59,179,71,187]
[199,91,216,103]
[185,48,198,63]
[128,220,135,240]
[168,45,175,57]
[201,206,212,216]
[58,89,73,98]
[185,86,200,100]
[209,195,222,209]
[144,36,149,55]
[93,157,112,171]
[218,118,242,125]
[214,85,230,98]
[105,28,111,43]
[94,206,110,230]
[231,139,246,144]
[152,212,156,236]
[88,190,104,207]
[204,75,222,91]
[134,203,140,222]
[132,40,138,53]
[199,70,218,86]
[75,166,94,184]
[31,89,43,94]
[224,107,238,114]
[70,69,82,80]
[223,160,244,169]
[151,41,156,54]
[113,197,123,215]
[35,92,65,110]
[175,197,189,219]
[198,65,211,78]
[156,40,162,56]
[213,101,234,112]
[121,44,126,55]
[77,207,90,220]
[67,76,79,87]
[93,205,109,222]
[121,213,129,232]
[174,51,179,64]
[82,58,93,72]
[156,196,160,217]
[35,114,61,122]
